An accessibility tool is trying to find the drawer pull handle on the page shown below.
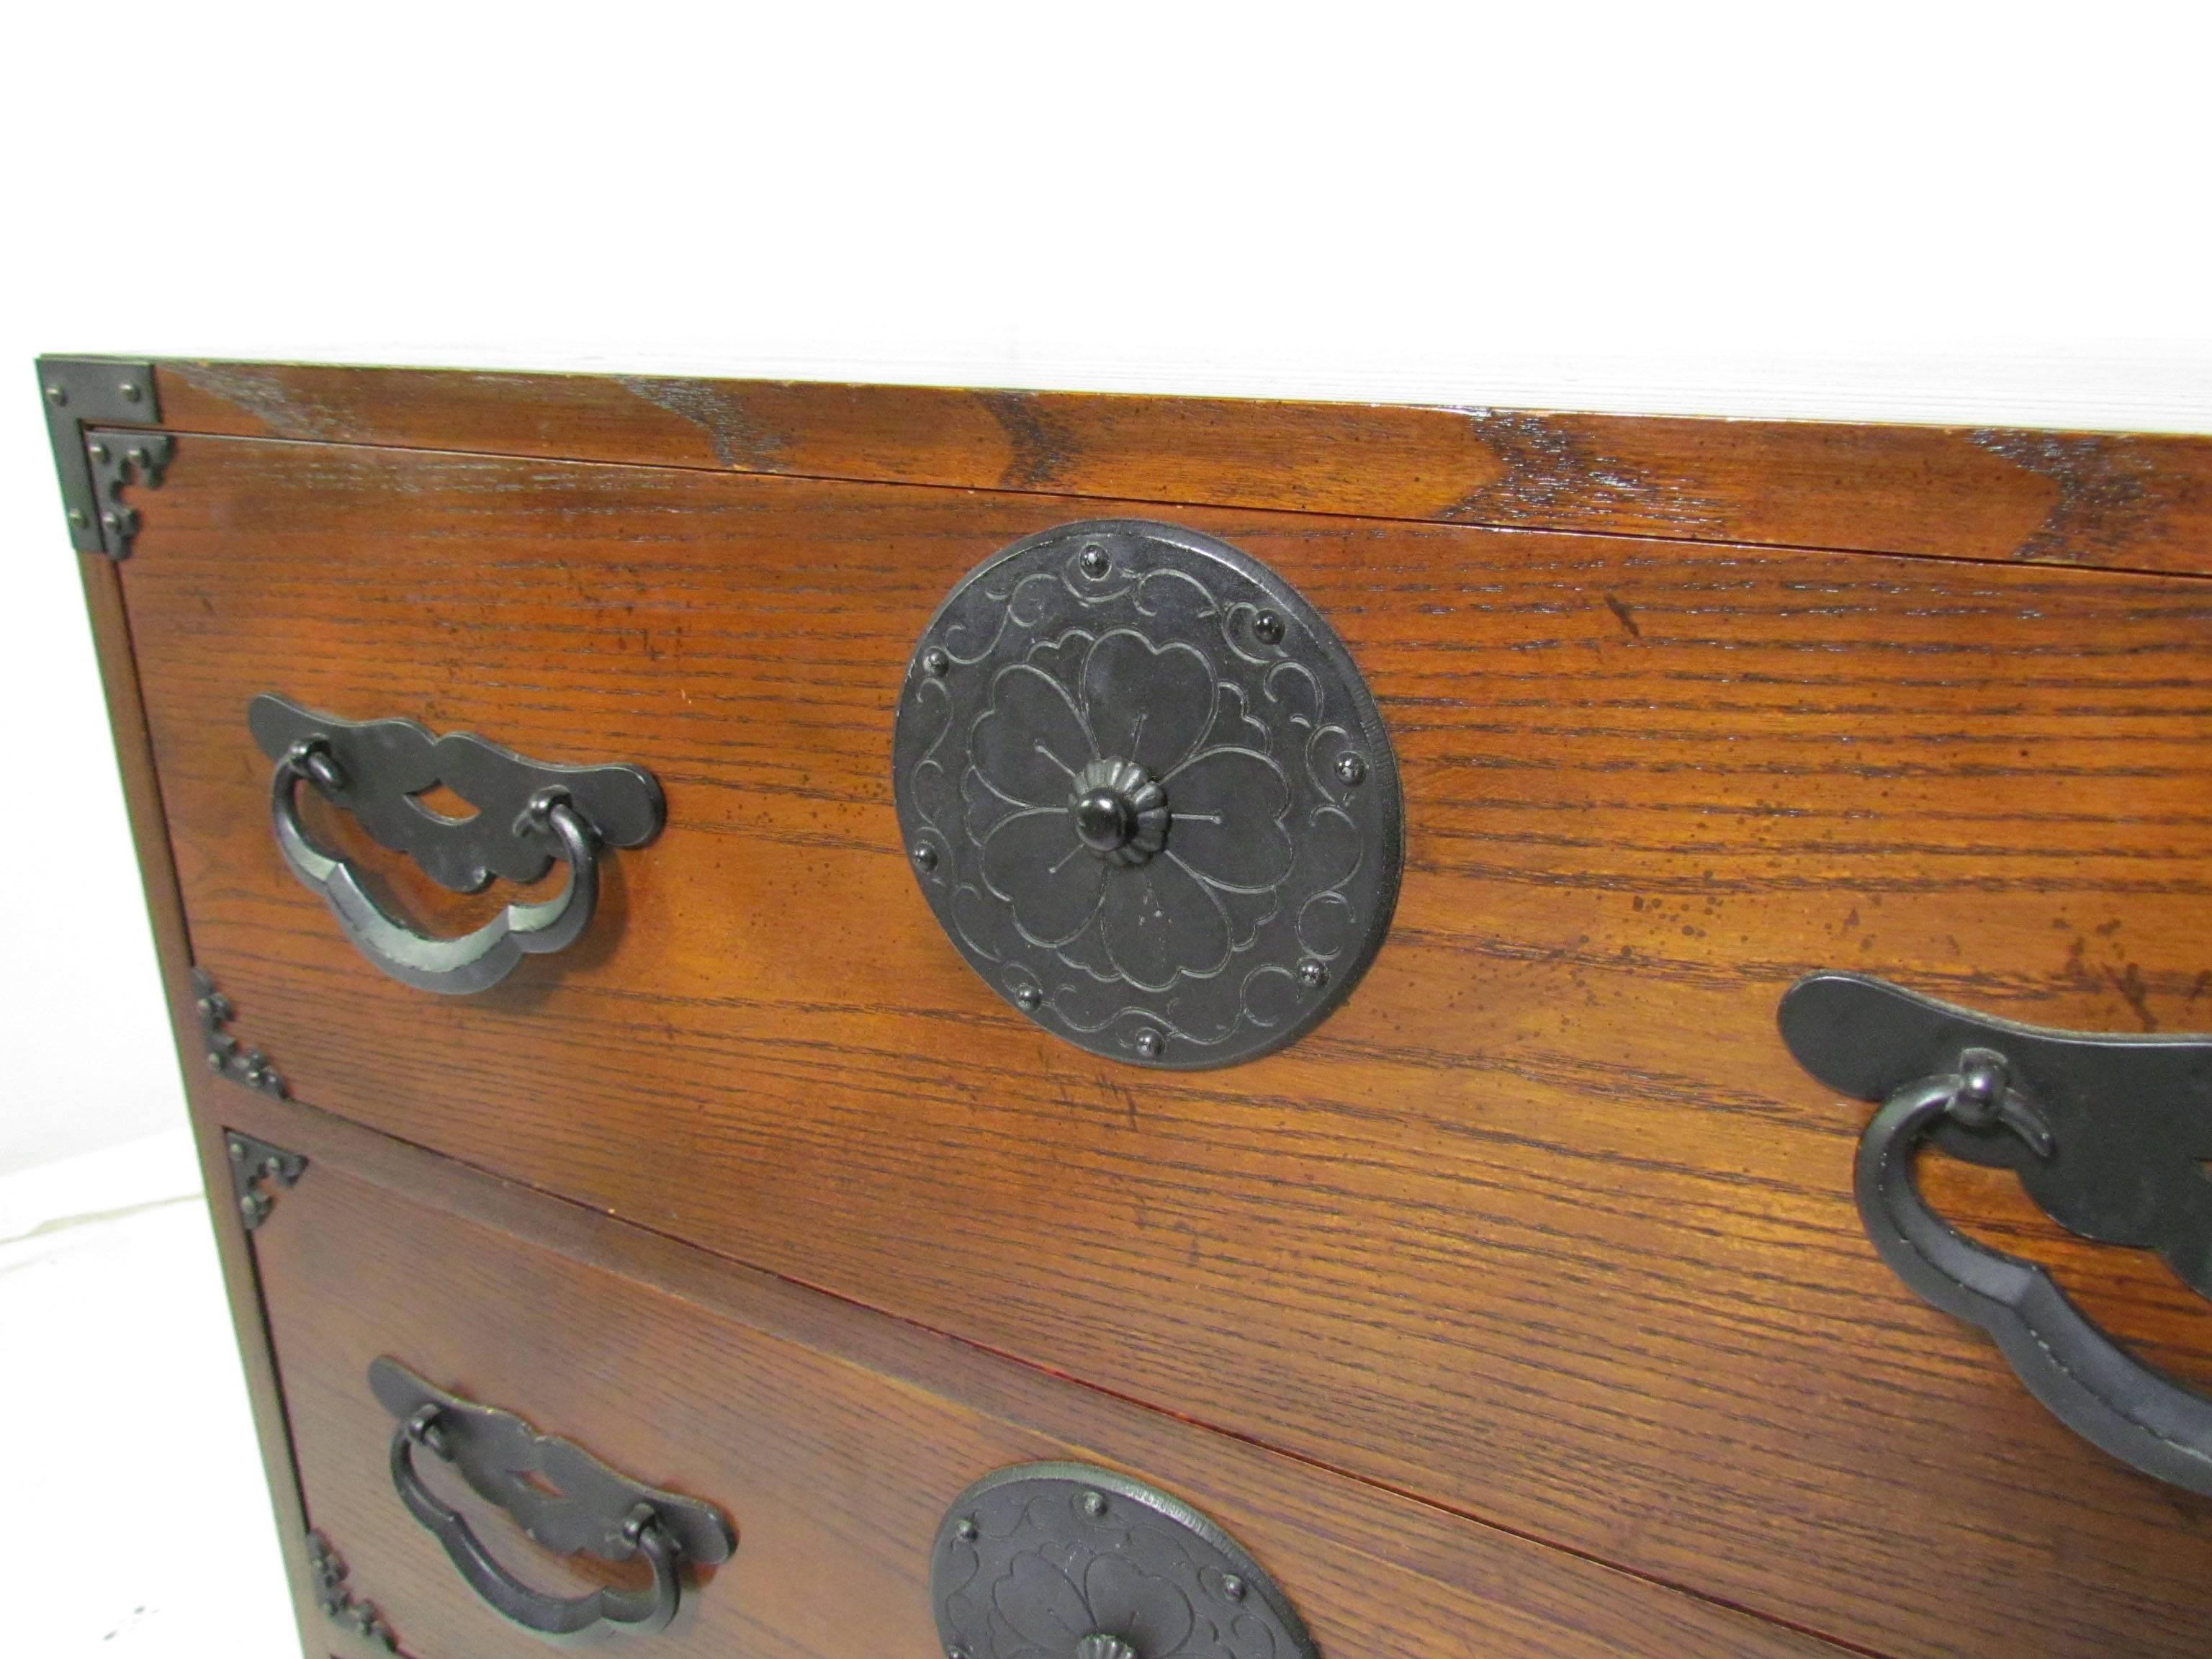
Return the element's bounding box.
[249,694,664,995]
[372,1358,734,1642]
[1779,971,2212,1496]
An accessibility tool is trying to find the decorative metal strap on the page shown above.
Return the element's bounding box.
[249,695,664,995]
[369,1358,734,1642]
[1779,971,2212,1496]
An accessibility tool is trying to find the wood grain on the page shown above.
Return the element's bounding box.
[122,436,2212,1659]
[74,554,338,1659]
[238,1092,1854,1659]
[152,359,2212,576]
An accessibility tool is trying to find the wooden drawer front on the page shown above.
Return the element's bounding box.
[129,433,2212,1659]
[238,1098,1842,1659]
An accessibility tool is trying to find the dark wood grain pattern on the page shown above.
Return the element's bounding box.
[74,555,338,1659]
[238,1091,1855,1659]
[153,359,2212,576]
[117,434,2212,1659]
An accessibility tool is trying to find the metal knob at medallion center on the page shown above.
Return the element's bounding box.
[1074,787,1138,853]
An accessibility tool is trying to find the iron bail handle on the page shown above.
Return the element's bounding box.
[1779,971,2212,1497]
[391,1405,683,1642]
[1857,1071,2212,1496]
[272,742,599,996]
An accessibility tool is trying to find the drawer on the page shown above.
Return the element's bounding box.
[104,403,2212,1656]
[227,1093,1843,1659]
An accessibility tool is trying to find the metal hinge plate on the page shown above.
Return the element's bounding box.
[35,355,168,559]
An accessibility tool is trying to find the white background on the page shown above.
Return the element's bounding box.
[0,3,2206,1653]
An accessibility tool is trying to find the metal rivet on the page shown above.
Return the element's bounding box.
[118,379,142,403]
[45,385,66,405]
[922,647,950,677]
[206,1052,224,1072]
[228,1138,246,1160]
[1222,1573,1246,1601]
[1336,752,1367,786]
[88,441,109,462]
[1081,1490,1107,1517]
[1253,610,1285,645]
[67,508,88,528]
[911,843,938,872]
[1079,544,1110,577]
[1133,1030,1162,1061]
[127,446,147,466]
[955,1517,979,1542]
[1015,984,1043,1012]
[1297,960,1328,990]
[948,1647,971,1659]
[100,511,120,529]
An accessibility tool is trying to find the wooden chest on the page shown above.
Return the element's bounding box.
[46,354,2212,1659]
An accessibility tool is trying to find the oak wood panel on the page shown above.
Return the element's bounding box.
[238,1093,1852,1659]
[124,436,2212,1659]
[154,359,2212,577]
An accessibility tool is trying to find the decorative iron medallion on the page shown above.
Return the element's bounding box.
[892,520,1402,1069]
[931,1462,1321,1659]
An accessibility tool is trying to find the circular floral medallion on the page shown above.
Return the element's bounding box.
[893,519,1401,1069]
[930,1462,1321,1659]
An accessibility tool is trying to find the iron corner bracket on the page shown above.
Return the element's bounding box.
[194,968,287,1098]
[226,1130,307,1232]
[35,355,169,559]
[307,1530,397,1652]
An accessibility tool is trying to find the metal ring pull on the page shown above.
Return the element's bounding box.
[1779,971,2212,1496]
[249,694,665,997]
[1858,1060,2212,1496]
[273,745,598,996]
[371,1359,735,1645]
[392,1407,683,1640]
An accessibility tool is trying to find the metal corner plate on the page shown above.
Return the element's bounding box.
[35,355,168,558]
[931,1462,1320,1659]
[891,519,1403,1069]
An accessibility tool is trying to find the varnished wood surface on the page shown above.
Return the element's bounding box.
[153,359,2212,577]
[75,554,336,1659]
[237,1089,1853,1659]
[118,433,2212,1659]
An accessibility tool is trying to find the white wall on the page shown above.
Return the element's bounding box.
[3,1,2207,1174]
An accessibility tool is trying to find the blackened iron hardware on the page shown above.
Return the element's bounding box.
[249,695,665,995]
[932,1462,1319,1659]
[307,1529,397,1652]
[369,1359,734,1642]
[893,520,1403,1069]
[35,356,170,559]
[225,1130,305,1231]
[194,968,286,1097]
[1779,971,2212,1496]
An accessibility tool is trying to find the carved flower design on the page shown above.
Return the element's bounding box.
[964,630,1294,993]
[986,1550,1226,1659]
